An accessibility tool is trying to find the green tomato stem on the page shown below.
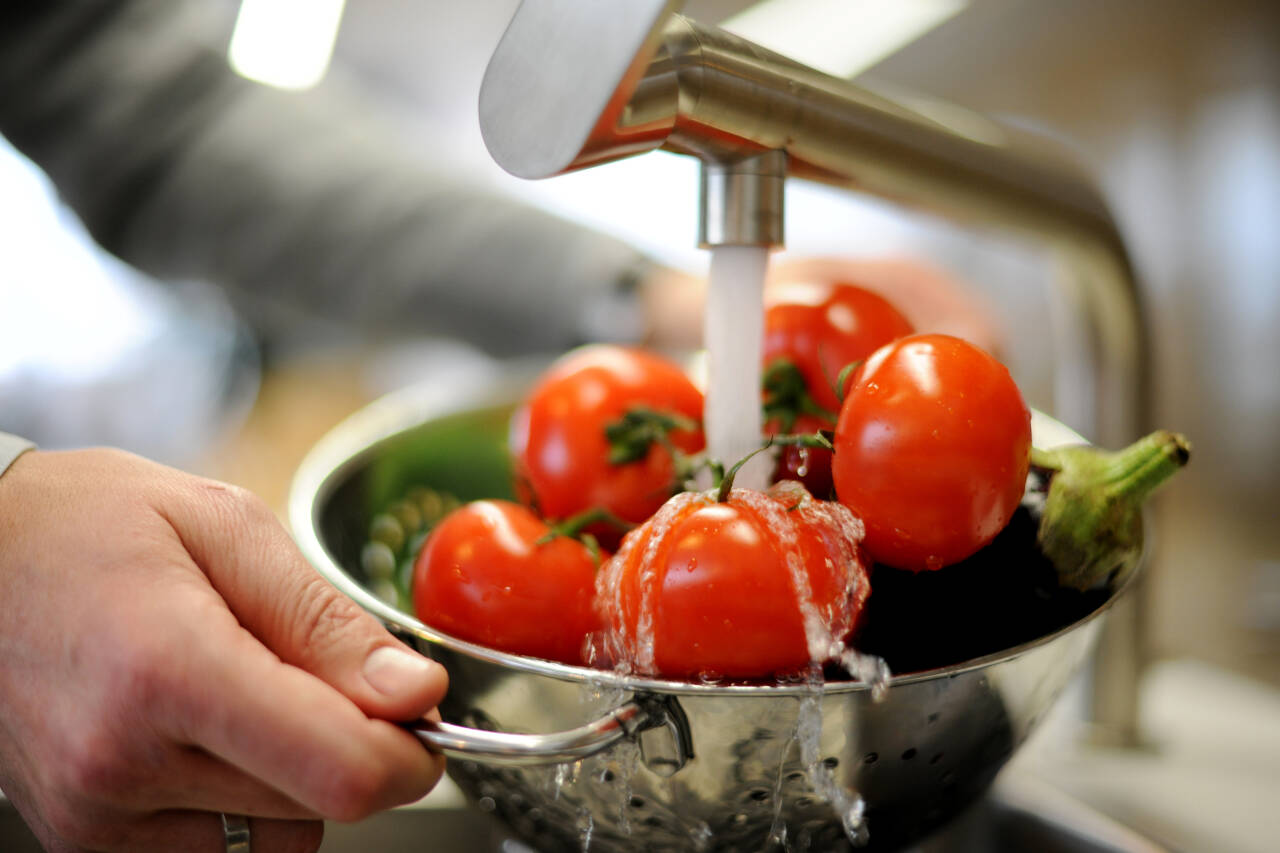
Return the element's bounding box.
[717,442,777,503]
[767,431,835,452]
[537,509,632,568]
[762,358,838,430]
[604,406,699,465]
[542,506,635,542]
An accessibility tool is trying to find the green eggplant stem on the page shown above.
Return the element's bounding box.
[1033,429,1191,591]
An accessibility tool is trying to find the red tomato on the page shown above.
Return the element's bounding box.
[832,334,1031,571]
[763,281,914,415]
[596,482,870,679]
[510,345,705,529]
[412,500,601,664]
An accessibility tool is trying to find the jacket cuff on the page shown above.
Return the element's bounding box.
[0,432,35,479]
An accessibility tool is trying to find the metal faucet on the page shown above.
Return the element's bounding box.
[479,0,1150,745]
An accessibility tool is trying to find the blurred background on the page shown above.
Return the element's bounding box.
[1,0,1277,849]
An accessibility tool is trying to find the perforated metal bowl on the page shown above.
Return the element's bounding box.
[289,374,1125,852]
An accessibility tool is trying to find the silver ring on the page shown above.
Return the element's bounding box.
[221,813,251,853]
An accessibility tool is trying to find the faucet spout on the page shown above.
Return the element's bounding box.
[699,150,786,249]
[478,0,681,180]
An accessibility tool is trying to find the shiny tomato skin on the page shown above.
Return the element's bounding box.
[412,500,601,664]
[764,281,915,415]
[510,345,704,527]
[832,334,1031,571]
[597,483,869,679]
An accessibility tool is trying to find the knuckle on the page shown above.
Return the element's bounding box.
[52,637,173,802]
[97,629,175,716]
[40,799,110,850]
[289,574,368,660]
[200,480,274,528]
[53,722,137,808]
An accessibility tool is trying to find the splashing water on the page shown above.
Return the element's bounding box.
[738,483,883,848]
[839,649,892,703]
[553,761,581,800]
[704,246,771,490]
[594,490,708,674]
[797,677,871,848]
[575,807,595,851]
[591,251,895,844]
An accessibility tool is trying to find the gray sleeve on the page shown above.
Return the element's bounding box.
[0,433,35,479]
[0,0,650,355]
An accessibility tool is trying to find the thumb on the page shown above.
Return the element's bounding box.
[165,479,447,722]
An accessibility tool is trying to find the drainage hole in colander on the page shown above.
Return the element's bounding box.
[822,756,839,769]
[786,771,806,783]
[927,712,941,724]
[862,752,878,765]
[644,815,665,828]
[901,748,918,761]
[748,788,771,802]
[477,796,496,812]
[795,797,814,808]
[929,752,944,765]
[601,769,615,783]
[628,795,647,809]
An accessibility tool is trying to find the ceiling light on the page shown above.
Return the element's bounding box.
[228,0,346,91]
[721,0,966,79]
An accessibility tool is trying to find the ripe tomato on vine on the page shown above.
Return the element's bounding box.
[832,334,1031,571]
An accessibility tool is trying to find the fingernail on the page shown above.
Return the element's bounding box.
[362,646,437,697]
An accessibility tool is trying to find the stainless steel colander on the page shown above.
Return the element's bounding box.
[289,373,1126,852]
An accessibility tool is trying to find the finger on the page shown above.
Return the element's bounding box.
[159,585,445,820]
[163,479,447,723]
[120,812,323,853]
[130,747,321,819]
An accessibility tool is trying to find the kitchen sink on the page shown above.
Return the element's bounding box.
[320,774,1168,853]
[315,782,1168,853]
[0,777,1165,853]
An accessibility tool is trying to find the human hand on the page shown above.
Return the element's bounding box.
[0,448,448,852]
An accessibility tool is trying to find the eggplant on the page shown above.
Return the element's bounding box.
[855,430,1189,675]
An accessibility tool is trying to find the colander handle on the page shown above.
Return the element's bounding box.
[405,700,649,766]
